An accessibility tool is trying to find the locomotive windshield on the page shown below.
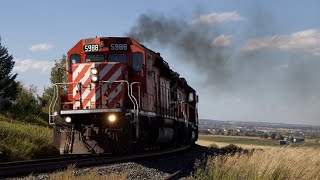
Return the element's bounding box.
[109,54,127,63]
[86,54,105,62]
[70,54,81,72]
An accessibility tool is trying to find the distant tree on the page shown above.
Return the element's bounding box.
[50,55,67,84]
[41,55,68,114]
[0,37,18,101]
[232,130,240,136]
[282,131,289,137]
[262,133,269,139]
[224,129,232,136]
[213,129,222,135]
[270,132,277,140]
[9,84,47,126]
[275,133,284,140]
[199,129,211,134]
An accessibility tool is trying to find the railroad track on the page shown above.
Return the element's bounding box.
[165,170,182,180]
[0,146,190,178]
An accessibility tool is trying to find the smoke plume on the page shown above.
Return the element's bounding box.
[128,12,320,125]
[128,14,231,87]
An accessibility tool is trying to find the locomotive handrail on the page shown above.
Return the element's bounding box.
[130,82,140,114]
[49,82,78,125]
[48,84,58,125]
[130,82,141,139]
[99,80,136,113]
[49,81,138,125]
[180,101,188,124]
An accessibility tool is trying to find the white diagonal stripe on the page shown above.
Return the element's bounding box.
[72,64,93,97]
[72,64,85,81]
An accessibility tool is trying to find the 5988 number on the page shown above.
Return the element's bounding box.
[84,44,99,52]
[110,43,128,51]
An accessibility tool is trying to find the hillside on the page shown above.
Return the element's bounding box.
[0,115,58,162]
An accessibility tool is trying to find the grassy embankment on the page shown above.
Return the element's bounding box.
[194,135,320,179]
[0,115,58,162]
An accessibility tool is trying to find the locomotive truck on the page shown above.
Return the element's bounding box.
[49,37,198,154]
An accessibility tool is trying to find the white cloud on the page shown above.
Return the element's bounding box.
[29,43,53,52]
[211,35,232,47]
[13,58,53,73]
[243,29,320,56]
[191,11,245,25]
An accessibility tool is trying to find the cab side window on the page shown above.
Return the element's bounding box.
[70,54,81,72]
[132,52,143,71]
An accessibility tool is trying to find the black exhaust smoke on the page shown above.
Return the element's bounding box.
[128,14,231,88]
[127,11,320,125]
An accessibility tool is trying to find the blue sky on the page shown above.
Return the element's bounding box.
[2,0,320,125]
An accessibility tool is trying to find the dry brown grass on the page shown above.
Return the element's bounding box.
[305,138,320,143]
[194,147,320,180]
[48,164,127,180]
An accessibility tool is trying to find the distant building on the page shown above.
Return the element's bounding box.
[293,136,305,142]
[278,140,287,145]
[285,136,305,143]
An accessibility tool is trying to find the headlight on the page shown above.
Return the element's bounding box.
[65,116,72,123]
[91,68,98,75]
[91,75,98,82]
[108,114,116,123]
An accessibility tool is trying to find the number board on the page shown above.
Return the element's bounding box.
[110,43,129,51]
[84,44,99,52]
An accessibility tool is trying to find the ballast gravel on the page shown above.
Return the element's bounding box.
[11,145,216,180]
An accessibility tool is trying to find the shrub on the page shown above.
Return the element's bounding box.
[7,84,48,126]
[220,144,249,154]
[208,143,219,149]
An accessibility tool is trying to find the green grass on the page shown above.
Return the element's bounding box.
[199,135,277,146]
[0,114,58,162]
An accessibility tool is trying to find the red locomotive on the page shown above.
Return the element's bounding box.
[49,37,198,154]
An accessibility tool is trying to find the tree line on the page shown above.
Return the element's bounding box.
[0,37,66,126]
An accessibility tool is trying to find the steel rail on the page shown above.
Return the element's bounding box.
[165,170,182,180]
[0,146,190,178]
